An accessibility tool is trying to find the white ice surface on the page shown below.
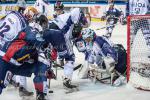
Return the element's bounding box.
[0,22,150,100]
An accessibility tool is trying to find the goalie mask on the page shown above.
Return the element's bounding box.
[81,28,96,42]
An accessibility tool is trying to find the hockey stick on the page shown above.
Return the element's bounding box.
[88,68,111,84]
[96,76,111,84]
[53,62,82,71]
[96,17,120,30]
[47,62,54,93]
[96,26,108,30]
[96,23,119,30]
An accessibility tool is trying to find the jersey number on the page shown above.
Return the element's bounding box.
[0,22,10,37]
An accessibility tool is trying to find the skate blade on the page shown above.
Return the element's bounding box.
[21,96,34,100]
[64,87,79,94]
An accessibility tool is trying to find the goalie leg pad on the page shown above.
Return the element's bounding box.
[104,56,115,74]
[78,60,89,79]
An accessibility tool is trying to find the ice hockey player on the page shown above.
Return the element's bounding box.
[101,1,124,38]
[0,13,61,100]
[53,1,66,66]
[74,29,94,79]
[48,8,88,91]
[0,6,40,96]
[53,1,65,18]
[79,28,126,86]
[128,0,150,55]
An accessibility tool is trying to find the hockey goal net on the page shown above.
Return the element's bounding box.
[127,15,150,90]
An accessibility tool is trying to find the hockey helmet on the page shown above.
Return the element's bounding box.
[72,23,83,39]
[24,6,39,21]
[109,1,114,9]
[35,14,49,30]
[81,28,96,42]
[54,1,64,10]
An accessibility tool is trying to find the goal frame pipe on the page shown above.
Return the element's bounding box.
[127,15,131,82]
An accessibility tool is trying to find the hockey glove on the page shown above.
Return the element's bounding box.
[50,48,57,61]
[46,68,56,80]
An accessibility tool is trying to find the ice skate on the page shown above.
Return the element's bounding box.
[9,79,19,88]
[19,87,34,97]
[36,91,47,100]
[110,72,119,86]
[63,78,79,94]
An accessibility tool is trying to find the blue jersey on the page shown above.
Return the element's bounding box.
[104,5,122,21]
[0,26,45,65]
[106,8,122,18]
[92,36,117,62]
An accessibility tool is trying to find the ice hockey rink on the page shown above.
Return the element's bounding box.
[0,21,150,100]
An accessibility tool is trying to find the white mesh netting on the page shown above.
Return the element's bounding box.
[128,15,150,90]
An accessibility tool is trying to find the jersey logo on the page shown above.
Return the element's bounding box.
[134,3,146,7]
[0,22,10,38]
[8,18,14,24]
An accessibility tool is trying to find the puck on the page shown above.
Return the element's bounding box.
[49,90,54,93]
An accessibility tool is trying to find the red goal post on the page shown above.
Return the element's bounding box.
[127,15,150,91]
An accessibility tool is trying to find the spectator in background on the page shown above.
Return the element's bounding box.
[17,0,26,14]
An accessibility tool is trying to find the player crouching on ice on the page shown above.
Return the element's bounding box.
[76,28,126,86]
[0,14,60,100]
[0,6,41,97]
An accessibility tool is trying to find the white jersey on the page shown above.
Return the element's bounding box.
[52,13,71,29]
[34,0,50,15]
[51,8,82,55]
[52,8,81,38]
[52,13,74,55]
[129,0,149,15]
[0,11,27,46]
[52,8,81,29]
